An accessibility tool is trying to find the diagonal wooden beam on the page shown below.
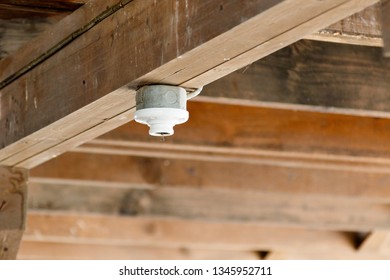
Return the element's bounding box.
[358,231,390,254]
[201,40,390,118]
[0,0,379,169]
[306,3,383,47]
[0,166,28,259]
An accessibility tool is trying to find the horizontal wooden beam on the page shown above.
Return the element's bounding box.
[26,177,390,231]
[97,100,390,160]
[0,166,28,259]
[0,0,379,168]
[18,241,259,260]
[306,3,383,47]
[24,211,354,253]
[30,150,390,204]
[200,40,390,118]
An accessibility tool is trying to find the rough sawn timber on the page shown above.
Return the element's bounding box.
[0,0,379,168]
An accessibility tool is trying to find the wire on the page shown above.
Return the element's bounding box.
[186,87,203,100]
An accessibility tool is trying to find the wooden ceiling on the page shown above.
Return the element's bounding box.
[1,0,390,260]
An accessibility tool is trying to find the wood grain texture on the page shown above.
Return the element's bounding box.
[24,211,354,253]
[307,3,383,47]
[0,166,28,259]
[97,101,390,160]
[0,17,62,59]
[382,0,390,56]
[201,40,390,118]
[24,212,390,259]
[359,231,390,254]
[18,241,259,260]
[25,178,390,231]
[0,0,379,168]
[29,147,390,201]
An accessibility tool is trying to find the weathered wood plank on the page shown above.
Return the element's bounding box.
[0,0,84,11]
[179,0,380,88]
[306,3,383,47]
[0,166,28,259]
[359,231,390,254]
[18,241,259,260]
[29,149,390,204]
[96,100,390,163]
[201,40,390,118]
[0,0,379,168]
[0,18,62,59]
[0,0,84,59]
[76,139,390,175]
[26,179,390,231]
[383,0,390,56]
[25,211,354,253]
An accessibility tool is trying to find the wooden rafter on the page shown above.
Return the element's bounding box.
[307,3,383,47]
[0,0,379,169]
[382,0,390,56]
[201,40,390,118]
[0,166,28,259]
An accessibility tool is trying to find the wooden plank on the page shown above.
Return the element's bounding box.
[18,241,259,260]
[76,139,390,175]
[306,3,383,47]
[201,40,390,118]
[358,231,390,254]
[179,0,380,88]
[96,100,390,160]
[0,0,379,168]
[29,149,390,204]
[383,0,390,56]
[0,18,62,60]
[25,211,354,253]
[0,0,84,59]
[26,179,390,231]
[0,4,382,60]
[0,166,28,259]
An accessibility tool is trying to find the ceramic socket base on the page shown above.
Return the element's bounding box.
[135,108,189,136]
[135,85,190,136]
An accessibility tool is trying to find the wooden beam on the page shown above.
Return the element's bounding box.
[0,1,84,58]
[18,241,259,260]
[306,4,383,47]
[0,0,379,168]
[0,18,62,60]
[25,211,355,253]
[0,166,28,259]
[95,100,390,160]
[200,40,390,118]
[0,3,80,19]
[26,178,390,231]
[358,231,390,254]
[30,150,390,204]
[77,139,390,175]
[382,0,390,56]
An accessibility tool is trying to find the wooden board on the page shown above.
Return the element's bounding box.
[200,40,390,118]
[18,241,259,260]
[0,0,379,169]
[26,178,390,231]
[0,166,28,259]
[306,3,383,47]
[383,0,390,56]
[25,211,354,253]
